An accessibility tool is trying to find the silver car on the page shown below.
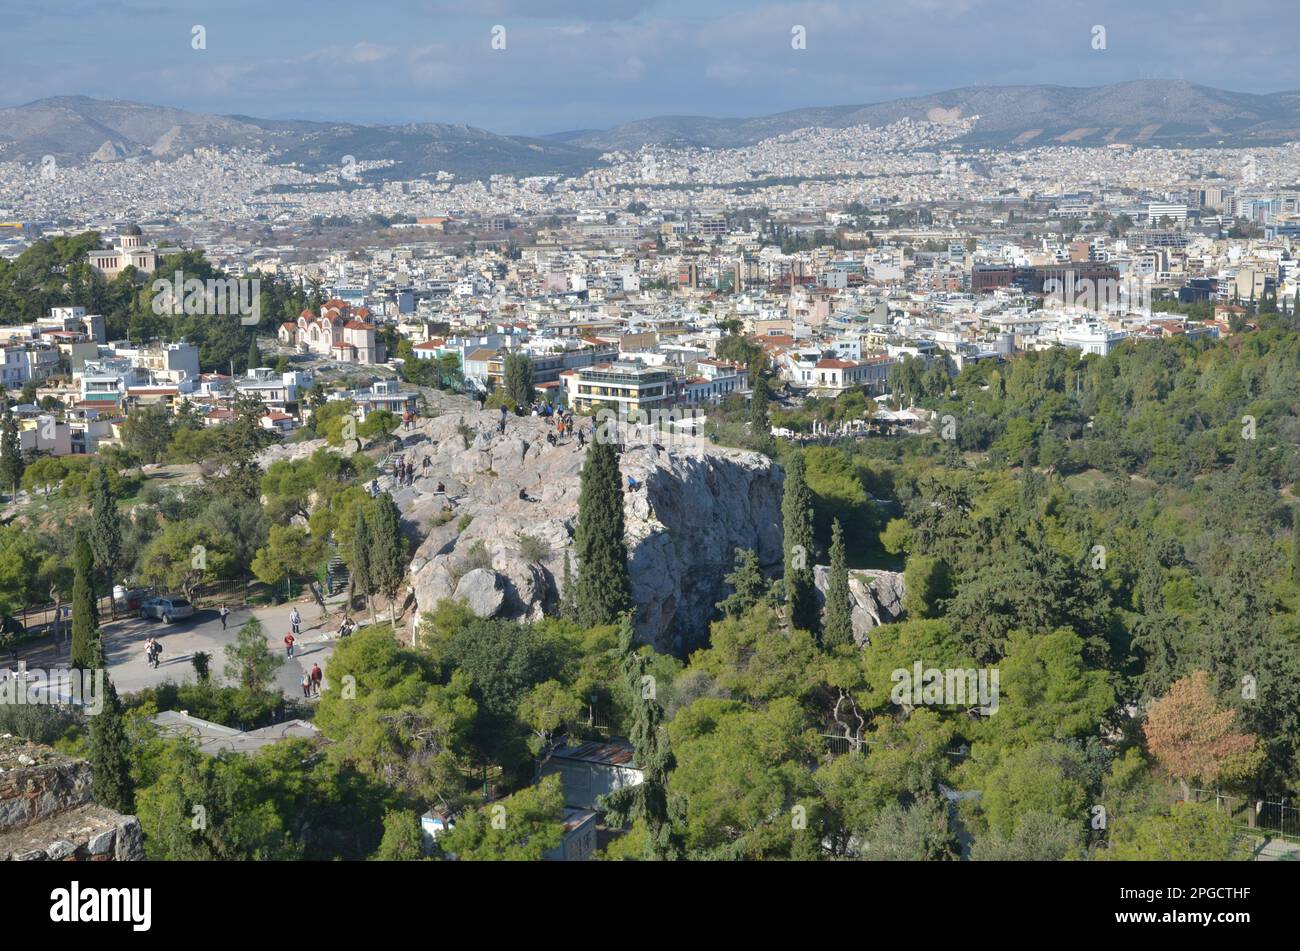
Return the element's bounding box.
[138,596,195,623]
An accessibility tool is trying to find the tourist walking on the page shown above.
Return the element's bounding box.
[219,604,229,630]
[302,674,312,699]
[310,663,323,696]
[290,607,301,636]
[284,631,296,659]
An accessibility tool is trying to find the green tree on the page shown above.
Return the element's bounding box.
[822,519,854,649]
[87,644,134,814]
[600,616,683,860]
[351,502,376,625]
[0,404,23,499]
[251,524,327,590]
[223,618,284,695]
[502,352,535,408]
[781,451,818,632]
[438,773,565,860]
[90,464,123,592]
[69,531,98,669]
[367,493,409,624]
[749,372,771,446]
[716,548,770,619]
[375,810,425,860]
[573,440,630,627]
[1104,801,1247,861]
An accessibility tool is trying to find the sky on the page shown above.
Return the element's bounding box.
[1,0,1295,135]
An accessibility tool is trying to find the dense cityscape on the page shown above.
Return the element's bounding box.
[0,4,1296,926]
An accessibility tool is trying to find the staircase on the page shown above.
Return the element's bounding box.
[327,555,350,592]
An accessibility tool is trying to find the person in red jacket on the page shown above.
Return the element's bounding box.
[284,631,295,659]
[310,663,323,696]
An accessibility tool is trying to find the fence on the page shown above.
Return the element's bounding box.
[1183,788,1300,842]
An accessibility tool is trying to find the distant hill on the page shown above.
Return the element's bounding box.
[2,82,1297,182]
[0,96,602,180]
[563,81,1300,150]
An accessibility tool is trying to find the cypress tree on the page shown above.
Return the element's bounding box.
[247,338,261,372]
[351,504,376,625]
[90,464,122,592]
[0,403,22,499]
[749,372,770,434]
[822,519,854,649]
[781,451,818,632]
[559,549,578,621]
[368,493,409,624]
[573,440,630,627]
[599,615,681,860]
[88,642,134,814]
[503,352,535,408]
[70,531,98,669]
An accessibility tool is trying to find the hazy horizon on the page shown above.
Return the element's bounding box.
[2,0,1296,136]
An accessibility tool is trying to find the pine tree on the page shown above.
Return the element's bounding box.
[716,547,769,618]
[599,615,681,860]
[87,642,134,814]
[822,519,854,649]
[70,530,99,669]
[90,465,122,592]
[368,493,409,625]
[573,440,630,627]
[0,403,22,500]
[351,503,376,625]
[782,450,818,631]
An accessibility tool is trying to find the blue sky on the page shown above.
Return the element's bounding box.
[2,0,1294,134]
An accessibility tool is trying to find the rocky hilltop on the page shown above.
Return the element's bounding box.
[398,408,784,652]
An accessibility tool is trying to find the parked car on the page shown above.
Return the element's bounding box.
[114,585,153,611]
[138,596,195,623]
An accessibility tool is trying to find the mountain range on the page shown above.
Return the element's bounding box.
[2,81,1298,181]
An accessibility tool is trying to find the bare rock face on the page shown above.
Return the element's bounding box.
[406,408,783,652]
[812,565,906,647]
[453,567,506,618]
[0,736,144,861]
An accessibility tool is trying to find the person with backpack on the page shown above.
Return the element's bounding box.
[284,631,296,659]
[301,673,312,699]
[290,607,301,636]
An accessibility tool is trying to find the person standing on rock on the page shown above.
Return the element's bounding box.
[310,663,323,696]
[290,607,301,637]
[301,673,312,699]
[284,631,296,659]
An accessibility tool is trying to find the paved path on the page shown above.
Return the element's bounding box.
[9,596,347,699]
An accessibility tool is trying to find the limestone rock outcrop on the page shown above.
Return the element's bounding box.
[812,565,906,646]
[404,408,783,652]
